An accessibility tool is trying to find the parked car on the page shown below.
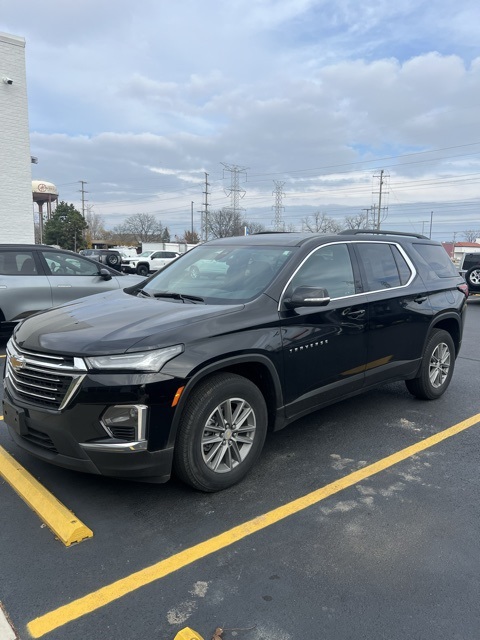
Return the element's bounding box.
[78,249,123,272]
[0,244,144,336]
[122,250,181,276]
[459,252,480,293]
[3,230,468,491]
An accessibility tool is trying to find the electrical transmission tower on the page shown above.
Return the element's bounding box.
[221,163,248,215]
[272,181,285,231]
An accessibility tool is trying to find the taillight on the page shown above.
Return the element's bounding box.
[457,283,469,298]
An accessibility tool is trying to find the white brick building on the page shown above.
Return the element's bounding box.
[0,32,34,243]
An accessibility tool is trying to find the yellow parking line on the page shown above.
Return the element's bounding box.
[0,437,93,548]
[27,412,480,638]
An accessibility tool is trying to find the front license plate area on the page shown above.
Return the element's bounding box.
[2,400,27,436]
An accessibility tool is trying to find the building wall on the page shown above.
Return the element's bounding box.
[0,32,34,243]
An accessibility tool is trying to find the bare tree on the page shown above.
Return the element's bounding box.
[103,226,135,246]
[207,209,245,238]
[463,229,480,243]
[301,212,342,234]
[244,221,266,235]
[121,213,170,243]
[177,230,201,244]
[343,212,368,230]
[85,210,106,246]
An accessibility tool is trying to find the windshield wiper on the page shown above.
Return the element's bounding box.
[152,291,205,304]
[135,288,152,298]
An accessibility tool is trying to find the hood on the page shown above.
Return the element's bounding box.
[14,289,244,355]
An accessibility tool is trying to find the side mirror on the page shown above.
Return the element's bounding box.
[99,268,112,281]
[284,286,330,309]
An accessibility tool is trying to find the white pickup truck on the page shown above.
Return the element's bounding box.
[122,250,180,276]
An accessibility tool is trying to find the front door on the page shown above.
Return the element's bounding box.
[279,243,368,420]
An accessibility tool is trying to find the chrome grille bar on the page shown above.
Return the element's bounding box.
[5,339,87,411]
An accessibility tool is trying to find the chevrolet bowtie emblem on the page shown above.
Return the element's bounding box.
[9,354,26,370]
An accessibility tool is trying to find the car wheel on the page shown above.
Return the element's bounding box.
[190,265,200,279]
[405,329,455,400]
[173,373,268,491]
[136,264,149,277]
[465,267,480,288]
[106,253,120,267]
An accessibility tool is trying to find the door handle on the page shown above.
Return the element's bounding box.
[414,295,427,304]
[346,309,365,319]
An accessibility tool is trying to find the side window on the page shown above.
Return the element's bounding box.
[41,251,100,276]
[356,243,403,290]
[290,243,355,298]
[412,244,459,279]
[0,251,37,275]
[391,246,412,285]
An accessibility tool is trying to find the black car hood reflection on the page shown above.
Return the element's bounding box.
[14,289,244,355]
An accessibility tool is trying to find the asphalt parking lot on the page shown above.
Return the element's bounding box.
[1,297,479,640]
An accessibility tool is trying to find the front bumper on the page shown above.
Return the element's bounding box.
[3,393,175,481]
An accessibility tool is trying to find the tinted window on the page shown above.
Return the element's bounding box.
[41,251,100,276]
[0,250,37,275]
[356,243,403,290]
[413,244,458,278]
[391,245,412,285]
[290,243,355,298]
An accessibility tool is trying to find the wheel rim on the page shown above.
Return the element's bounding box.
[429,342,451,388]
[468,269,480,285]
[201,397,256,473]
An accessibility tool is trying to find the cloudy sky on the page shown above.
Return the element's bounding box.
[2,0,480,241]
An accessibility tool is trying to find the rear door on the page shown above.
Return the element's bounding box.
[352,241,432,386]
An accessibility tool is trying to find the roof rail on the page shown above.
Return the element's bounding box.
[338,229,429,240]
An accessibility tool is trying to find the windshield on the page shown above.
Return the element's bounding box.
[137,244,295,303]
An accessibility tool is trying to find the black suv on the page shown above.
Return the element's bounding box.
[460,252,480,293]
[3,230,468,491]
[78,249,123,272]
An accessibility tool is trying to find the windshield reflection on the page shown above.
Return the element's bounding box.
[139,244,294,303]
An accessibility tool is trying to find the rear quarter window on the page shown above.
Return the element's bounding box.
[412,244,458,279]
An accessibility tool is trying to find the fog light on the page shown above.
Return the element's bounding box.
[101,405,147,441]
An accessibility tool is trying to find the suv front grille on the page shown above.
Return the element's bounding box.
[5,341,87,411]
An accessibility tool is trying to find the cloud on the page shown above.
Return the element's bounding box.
[2,0,480,239]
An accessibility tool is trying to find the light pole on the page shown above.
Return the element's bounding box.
[191,201,194,236]
[429,210,433,239]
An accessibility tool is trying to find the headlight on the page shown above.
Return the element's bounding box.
[85,345,183,371]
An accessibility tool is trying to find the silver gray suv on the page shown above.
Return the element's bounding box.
[0,244,143,336]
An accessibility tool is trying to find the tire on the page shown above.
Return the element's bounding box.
[405,329,455,400]
[173,373,268,492]
[136,264,149,277]
[106,253,120,267]
[465,267,480,288]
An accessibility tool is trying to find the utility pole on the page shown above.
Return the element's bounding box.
[373,170,388,229]
[190,201,194,236]
[78,180,88,217]
[222,163,248,216]
[429,210,434,239]
[272,181,285,231]
[201,172,210,242]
